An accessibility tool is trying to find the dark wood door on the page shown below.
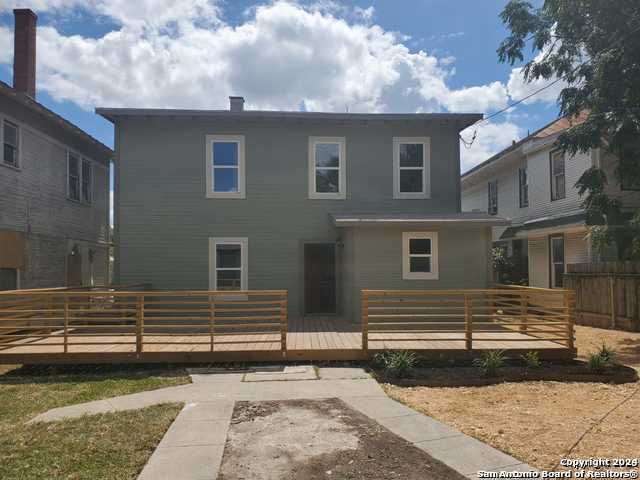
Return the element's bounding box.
[304,243,336,314]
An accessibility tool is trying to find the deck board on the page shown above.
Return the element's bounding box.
[0,316,572,363]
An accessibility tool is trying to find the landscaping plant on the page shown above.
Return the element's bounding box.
[374,350,417,378]
[521,350,541,369]
[473,350,505,377]
[587,344,617,373]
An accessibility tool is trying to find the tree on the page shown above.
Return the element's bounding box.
[497,0,640,259]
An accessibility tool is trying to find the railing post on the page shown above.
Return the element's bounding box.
[209,295,215,352]
[63,294,69,354]
[362,291,369,355]
[136,294,144,354]
[520,291,528,333]
[280,293,288,353]
[464,294,472,351]
[565,290,575,350]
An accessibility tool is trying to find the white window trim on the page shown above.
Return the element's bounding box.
[308,136,346,200]
[66,149,94,205]
[208,237,248,291]
[205,135,246,199]
[402,232,439,280]
[1,118,21,170]
[393,137,430,199]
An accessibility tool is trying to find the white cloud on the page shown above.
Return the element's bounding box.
[506,46,567,105]
[0,1,511,114]
[460,121,524,172]
[0,1,553,170]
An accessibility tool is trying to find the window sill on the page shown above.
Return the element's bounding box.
[394,192,430,200]
[206,191,246,199]
[403,273,439,281]
[1,161,20,171]
[308,192,346,200]
[67,197,93,206]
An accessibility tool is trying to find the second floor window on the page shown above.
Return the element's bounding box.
[206,135,246,199]
[393,137,430,199]
[68,153,81,201]
[68,152,92,204]
[308,137,346,199]
[3,120,18,167]
[518,167,529,207]
[488,180,498,215]
[550,150,566,201]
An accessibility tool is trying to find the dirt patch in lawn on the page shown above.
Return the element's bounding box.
[385,381,639,471]
[218,398,465,480]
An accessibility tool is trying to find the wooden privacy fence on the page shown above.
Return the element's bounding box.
[0,290,288,354]
[361,287,574,353]
[564,262,640,331]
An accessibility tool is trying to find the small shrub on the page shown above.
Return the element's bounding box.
[521,350,541,369]
[587,344,617,373]
[587,352,607,373]
[598,344,617,365]
[374,350,417,378]
[473,350,505,376]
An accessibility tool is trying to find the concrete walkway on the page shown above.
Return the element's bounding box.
[29,366,535,479]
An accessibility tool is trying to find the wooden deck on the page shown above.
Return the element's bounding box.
[0,287,576,363]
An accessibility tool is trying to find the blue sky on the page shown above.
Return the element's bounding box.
[0,0,559,171]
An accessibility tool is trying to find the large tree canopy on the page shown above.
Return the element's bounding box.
[498,0,640,259]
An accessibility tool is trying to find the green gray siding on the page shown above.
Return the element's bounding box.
[115,116,490,317]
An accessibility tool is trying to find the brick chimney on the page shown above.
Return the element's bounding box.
[13,9,37,98]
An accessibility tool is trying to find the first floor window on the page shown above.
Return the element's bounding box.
[68,152,81,201]
[0,268,18,291]
[3,120,18,167]
[309,137,346,199]
[488,180,498,215]
[550,150,566,200]
[206,135,246,199]
[518,167,528,207]
[402,232,438,280]
[393,137,430,199]
[209,238,248,290]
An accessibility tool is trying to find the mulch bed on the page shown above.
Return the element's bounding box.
[377,361,638,387]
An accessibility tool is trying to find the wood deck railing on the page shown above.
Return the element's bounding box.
[0,290,288,354]
[362,288,575,353]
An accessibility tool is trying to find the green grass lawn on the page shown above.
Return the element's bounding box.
[0,365,191,480]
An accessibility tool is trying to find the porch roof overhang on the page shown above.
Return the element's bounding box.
[331,212,510,227]
[499,212,587,239]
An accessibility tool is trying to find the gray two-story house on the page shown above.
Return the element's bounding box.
[99,97,507,321]
[0,9,112,290]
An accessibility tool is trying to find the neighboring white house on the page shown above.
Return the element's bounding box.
[461,114,640,288]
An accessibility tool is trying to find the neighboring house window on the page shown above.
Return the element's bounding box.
[205,135,246,199]
[550,234,565,288]
[209,238,248,290]
[3,120,19,167]
[393,137,430,199]
[402,232,439,280]
[518,167,529,207]
[0,268,18,290]
[81,159,92,203]
[488,180,498,215]
[68,152,81,201]
[550,150,566,201]
[67,152,92,204]
[308,137,346,199]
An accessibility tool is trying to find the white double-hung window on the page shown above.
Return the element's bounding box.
[209,238,248,291]
[2,120,19,167]
[393,137,430,199]
[402,232,438,280]
[308,137,346,199]
[206,135,246,199]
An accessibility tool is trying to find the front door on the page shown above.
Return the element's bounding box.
[304,243,336,314]
[549,235,565,288]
